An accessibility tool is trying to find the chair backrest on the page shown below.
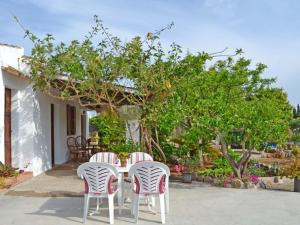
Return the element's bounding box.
[128,152,153,164]
[77,162,118,194]
[67,137,78,151]
[76,135,88,149]
[89,152,118,165]
[129,161,170,195]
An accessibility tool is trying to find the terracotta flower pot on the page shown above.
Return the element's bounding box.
[121,161,127,167]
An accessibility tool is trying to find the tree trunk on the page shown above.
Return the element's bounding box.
[219,134,243,179]
[151,137,166,162]
[141,126,153,156]
[198,148,204,167]
[232,167,242,179]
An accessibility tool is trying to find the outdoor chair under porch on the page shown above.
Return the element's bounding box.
[77,162,121,224]
[67,137,89,162]
[76,135,91,157]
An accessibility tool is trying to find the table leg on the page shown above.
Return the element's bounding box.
[118,172,124,214]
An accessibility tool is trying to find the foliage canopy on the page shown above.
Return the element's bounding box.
[21,15,292,172]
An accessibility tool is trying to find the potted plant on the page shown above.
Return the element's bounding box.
[114,140,139,167]
[118,152,129,167]
[181,158,198,183]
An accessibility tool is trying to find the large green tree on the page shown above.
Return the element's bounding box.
[20,16,292,170]
[20,16,181,161]
[166,54,292,178]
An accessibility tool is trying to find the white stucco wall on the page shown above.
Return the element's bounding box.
[0,45,24,164]
[1,71,83,175]
[0,44,84,175]
[0,69,4,164]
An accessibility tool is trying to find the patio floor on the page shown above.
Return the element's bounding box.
[4,162,83,197]
[1,162,300,225]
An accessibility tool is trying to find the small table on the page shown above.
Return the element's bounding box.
[115,164,132,213]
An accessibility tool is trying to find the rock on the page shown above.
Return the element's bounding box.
[231,179,243,189]
[203,176,213,183]
[265,180,273,189]
[247,183,255,189]
[259,181,267,189]
[224,183,232,188]
[213,178,220,186]
[196,175,204,182]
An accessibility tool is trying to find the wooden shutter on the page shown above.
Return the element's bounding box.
[67,105,76,135]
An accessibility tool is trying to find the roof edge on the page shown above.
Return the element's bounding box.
[1,66,29,80]
[0,43,22,49]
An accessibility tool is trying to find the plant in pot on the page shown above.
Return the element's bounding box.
[114,140,139,167]
[118,152,130,167]
[181,157,198,183]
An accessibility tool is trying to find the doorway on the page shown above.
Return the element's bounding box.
[51,104,55,166]
[81,111,87,138]
[4,88,12,166]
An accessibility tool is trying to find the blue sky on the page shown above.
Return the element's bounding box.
[1,0,300,105]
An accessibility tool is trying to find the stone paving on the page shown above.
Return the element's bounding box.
[1,162,300,225]
[1,182,300,225]
[4,162,83,197]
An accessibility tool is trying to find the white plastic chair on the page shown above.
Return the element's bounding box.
[89,152,121,212]
[89,152,118,165]
[127,152,153,164]
[77,162,120,224]
[128,161,170,224]
[126,152,155,209]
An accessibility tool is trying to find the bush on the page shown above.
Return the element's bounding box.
[90,111,126,149]
[204,145,222,161]
[292,145,300,157]
[198,167,232,177]
[247,160,268,177]
[113,140,139,154]
[213,150,239,169]
[197,150,240,178]
[0,177,3,189]
[161,141,192,163]
[0,165,18,177]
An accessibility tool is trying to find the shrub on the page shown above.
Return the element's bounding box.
[0,177,3,189]
[204,145,222,161]
[292,145,300,157]
[247,160,268,177]
[198,167,232,178]
[90,111,126,149]
[0,165,18,177]
[197,150,240,178]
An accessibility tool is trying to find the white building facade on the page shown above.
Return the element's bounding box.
[0,44,88,176]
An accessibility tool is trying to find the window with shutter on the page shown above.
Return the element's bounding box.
[67,104,76,135]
